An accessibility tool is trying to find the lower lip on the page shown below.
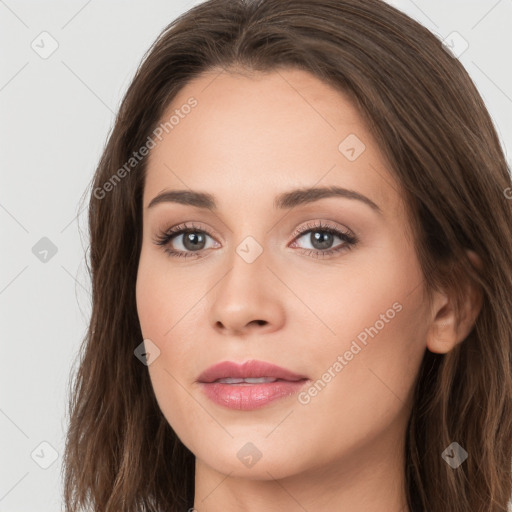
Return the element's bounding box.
[199,380,309,410]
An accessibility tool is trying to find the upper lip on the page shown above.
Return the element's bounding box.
[197,360,308,383]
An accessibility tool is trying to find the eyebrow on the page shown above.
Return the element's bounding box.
[147,186,382,213]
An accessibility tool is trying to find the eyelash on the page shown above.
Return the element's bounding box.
[153,220,358,260]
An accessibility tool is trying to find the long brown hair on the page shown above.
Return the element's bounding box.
[62,0,512,510]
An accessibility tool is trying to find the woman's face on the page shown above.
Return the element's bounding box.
[136,68,432,481]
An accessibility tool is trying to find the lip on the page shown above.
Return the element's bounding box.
[197,359,310,411]
[197,359,308,383]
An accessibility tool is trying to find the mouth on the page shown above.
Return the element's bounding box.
[213,377,297,384]
[197,360,310,410]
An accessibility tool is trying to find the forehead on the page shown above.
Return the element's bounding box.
[143,67,398,215]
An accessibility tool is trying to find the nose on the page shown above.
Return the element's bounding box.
[209,244,285,337]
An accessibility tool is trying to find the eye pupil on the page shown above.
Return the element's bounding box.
[183,231,206,250]
[311,231,333,250]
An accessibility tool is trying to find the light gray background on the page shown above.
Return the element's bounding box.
[1,0,511,510]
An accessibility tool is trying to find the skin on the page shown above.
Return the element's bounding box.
[135,67,480,512]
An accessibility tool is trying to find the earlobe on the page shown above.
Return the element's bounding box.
[426,250,483,354]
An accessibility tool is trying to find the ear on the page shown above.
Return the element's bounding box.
[426,250,483,354]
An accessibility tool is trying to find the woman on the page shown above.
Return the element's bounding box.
[62,0,512,510]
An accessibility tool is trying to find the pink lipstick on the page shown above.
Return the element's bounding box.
[197,359,310,410]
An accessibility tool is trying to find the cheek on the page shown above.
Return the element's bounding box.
[135,246,203,339]
[136,246,162,337]
[287,291,427,471]
[298,239,428,406]
[312,257,426,404]
[300,235,426,358]
[135,248,206,424]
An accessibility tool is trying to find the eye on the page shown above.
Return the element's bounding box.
[153,222,218,259]
[289,220,358,258]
